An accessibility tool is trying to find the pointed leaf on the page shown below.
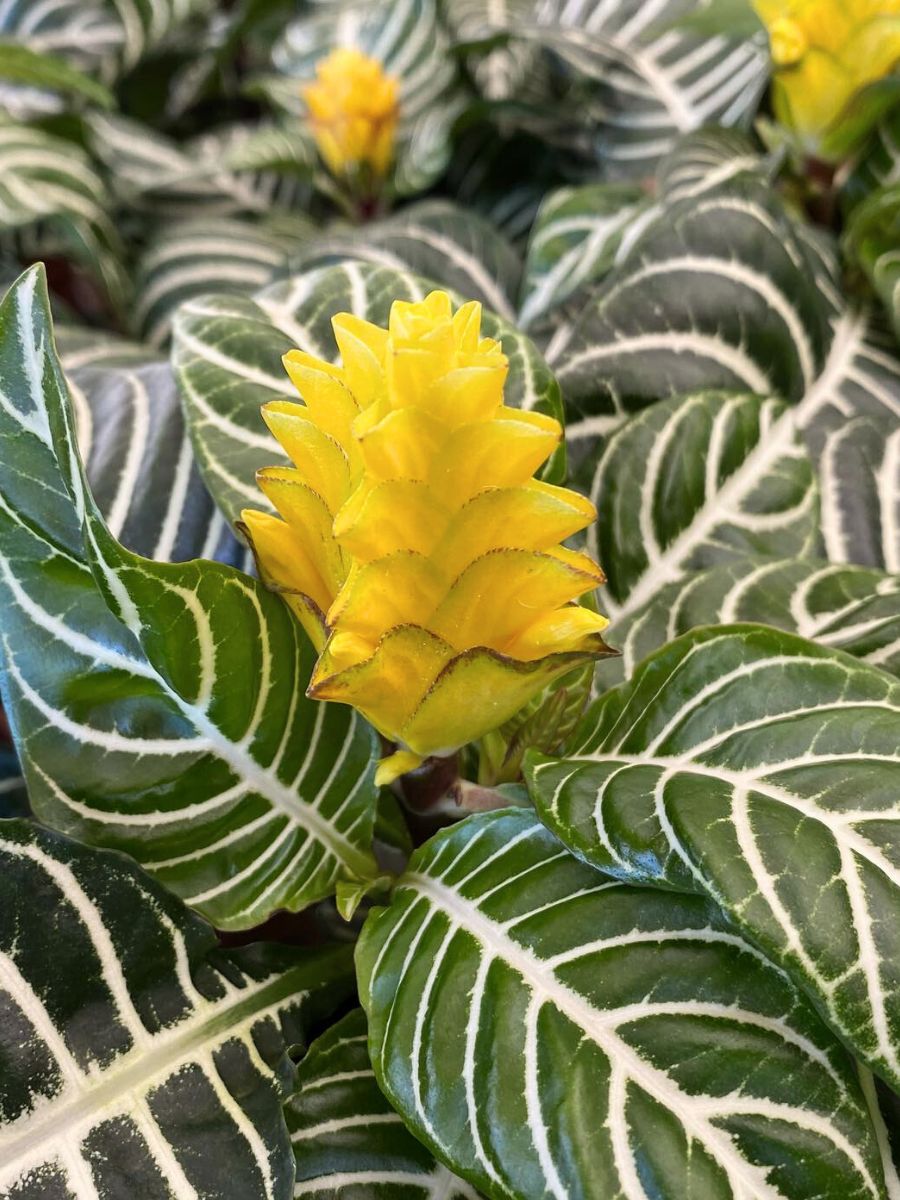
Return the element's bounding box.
[0,265,379,931]
[530,624,900,1092]
[0,818,353,1198]
[359,807,890,1199]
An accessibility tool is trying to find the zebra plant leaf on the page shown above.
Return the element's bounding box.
[551,176,900,443]
[266,0,463,195]
[501,0,768,178]
[292,201,522,325]
[0,119,126,304]
[68,358,246,565]
[529,624,900,1092]
[604,555,900,685]
[172,260,565,529]
[287,1010,482,1198]
[819,415,900,573]
[358,806,892,1199]
[0,265,380,931]
[134,215,311,348]
[0,0,212,82]
[519,183,647,330]
[588,390,819,626]
[0,818,354,1199]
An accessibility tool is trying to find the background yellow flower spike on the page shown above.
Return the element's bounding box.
[302,47,400,178]
[754,0,900,155]
[242,291,612,778]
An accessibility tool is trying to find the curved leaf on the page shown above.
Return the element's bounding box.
[292,201,522,324]
[134,215,310,347]
[0,266,379,931]
[603,556,900,685]
[173,261,564,529]
[529,624,900,1092]
[359,807,889,1199]
[287,1010,481,1198]
[588,390,819,623]
[0,818,353,1198]
[819,415,900,573]
[68,359,247,565]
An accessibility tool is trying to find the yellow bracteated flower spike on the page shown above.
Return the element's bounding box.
[302,47,399,179]
[241,291,611,783]
[754,1,900,154]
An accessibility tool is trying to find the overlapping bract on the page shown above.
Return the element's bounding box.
[302,47,399,178]
[754,0,900,152]
[243,290,610,778]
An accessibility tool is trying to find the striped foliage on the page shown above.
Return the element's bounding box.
[292,201,522,325]
[440,0,545,103]
[844,183,900,344]
[819,415,900,574]
[587,390,819,625]
[287,1010,481,1198]
[358,806,894,1199]
[519,183,647,330]
[0,119,125,303]
[456,0,768,178]
[266,0,463,195]
[134,215,311,347]
[68,358,246,565]
[172,261,565,528]
[87,113,311,220]
[519,129,770,330]
[601,556,900,685]
[0,819,354,1199]
[529,624,900,1094]
[844,109,900,209]
[0,265,380,931]
[0,0,212,82]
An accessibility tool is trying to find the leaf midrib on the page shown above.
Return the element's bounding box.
[0,967,307,1184]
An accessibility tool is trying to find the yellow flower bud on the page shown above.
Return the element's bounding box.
[754,1,900,154]
[302,47,399,179]
[242,292,611,781]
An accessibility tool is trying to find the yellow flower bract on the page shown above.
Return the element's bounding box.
[242,291,610,781]
[302,47,399,178]
[754,0,900,150]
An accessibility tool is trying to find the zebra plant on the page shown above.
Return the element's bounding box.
[0,0,899,1195]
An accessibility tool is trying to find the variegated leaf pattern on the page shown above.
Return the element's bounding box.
[0,119,125,303]
[267,0,463,195]
[134,215,311,347]
[0,0,212,82]
[0,819,354,1199]
[504,0,768,177]
[519,183,647,330]
[0,265,379,930]
[359,807,892,1200]
[819,415,900,573]
[844,108,900,209]
[602,555,900,685]
[172,260,565,528]
[440,0,545,102]
[68,358,246,565]
[529,624,900,1093]
[588,391,819,624]
[292,201,522,324]
[87,114,310,220]
[287,1010,482,1199]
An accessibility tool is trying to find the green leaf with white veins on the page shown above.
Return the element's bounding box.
[172,260,565,530]
[287,1010,482,1198]
[529,624,900,1093]
[818,415,900,573]
[0,265,379,931]
[601,555,900,686]
[358,807,893,1200]
[588,390,819,626]
[0,819,354,1199]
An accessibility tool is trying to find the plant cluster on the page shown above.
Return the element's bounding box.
[0,1,899,1198]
